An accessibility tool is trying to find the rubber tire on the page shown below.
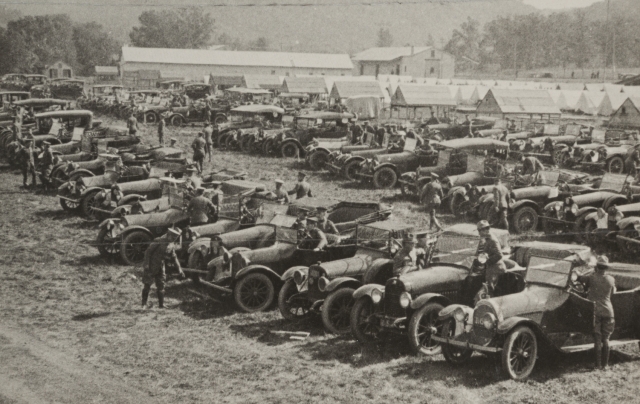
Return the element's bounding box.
[263,139,275,155]
[350,297,380,343]
[280,142,299,158]
[400,181,418,199]
[309,150,329,171]
[441,318,473,366]
[145,112,157,124]
[501,325,538,381]
[60,197,80,211]
[344,160,362,181]
[512,206,539,234]
[170,115,184,127]
[373,167,398,189]
[96,227,120,259]
[450,193,466,217]
[187,250,207,271]
[214,114,226,124]
[241,136,254,153]
[408,302,444,355]
[224,133,237,150]
[617,227,640,256]
[80,189,101,219]
[607,156,625,174]
[51,168,69,185]
[278,278,311,321]
[120,230,152,266]
[321,287,356,335]
[233,272,275,313]
[573,212,591,243]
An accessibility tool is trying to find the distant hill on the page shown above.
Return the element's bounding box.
[582,0,640,19]
[8,0,539,54]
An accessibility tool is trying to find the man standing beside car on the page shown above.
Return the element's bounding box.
[476,220,506,295]
[19,138,37,190]
[420,174,444,231]
[141,228,185,309]
[492,178,510,230]
[204,122,214,162]
[39,141,55,192]
[187,187,217,226]
[578,256,616,369]
[157,118,165,146]
[191,132,206,173]
[127,113,138,135]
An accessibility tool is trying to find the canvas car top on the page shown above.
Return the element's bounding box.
[231,105,285,114]
[599,173,630,193]
[437,138,509,151]
[35,110,93,119]
[295,111,356,121]
[12,99,69,106]
[511,241,592,264]
[225,87,271,95]
[220,179,265,195]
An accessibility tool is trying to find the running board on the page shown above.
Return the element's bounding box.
[561,339,639,353]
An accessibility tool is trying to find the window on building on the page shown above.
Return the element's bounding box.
[431,50,435,58]
[49,69,58,79]
[396,65,400,75]
[360,64,364,75]
[271,70,276,75]
[621,107,627,115]
[63,69,72,78]
[375,64,380,77]
[430,67,435,74]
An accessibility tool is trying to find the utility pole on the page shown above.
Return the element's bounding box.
[612,0,616,78]
[603,0,609,83]
[513,38,517,79]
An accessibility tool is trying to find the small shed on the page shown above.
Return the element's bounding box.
[281,77,327,94]
[475,88,561,118]
[330,81,383,101]
[243,75,284,91]
[609,97,640,129]
[391,84,456,107]
[45,60,73,79]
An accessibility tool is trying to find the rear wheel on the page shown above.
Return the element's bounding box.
[450,193,466,216]
[59,197,79,211]
[343,160,362,181]
[542,216,565,236]
[408,302,444,355]
[400,180,418,199]
[501,326,538,381]
[224,133,237,150]
[441,318,473,365]
[234,273,275,313]
[280,142,299,158]
[322,287,356,335]
[96,227,120,259]
[607,156,625,174]
[170,115,184,127]
[51,168,69,185]
[263,139,275,155]
[512,206,538,234]
[373,167,397,189]
[145,112,157,124]
[309,150,329,170]
[80,190,101,219]
[120,230,152,266]
[278,279,311,321]
[214,114,226,124]
[350,297,380,343]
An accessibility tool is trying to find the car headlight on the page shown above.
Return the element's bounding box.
[482,313,497,330]
[571,204,579,215]
[399,292,412,308]
[565,197,571,205]
[371,289,383,304]
[192,231,200,239]
[454,307,466,322]
[318,276,329,292]
[390,246,397,255]
[478,253,488,264]
[293,269,306,285]
[570,272,578,282]
[614,209,624,222]
[554,203,562,211]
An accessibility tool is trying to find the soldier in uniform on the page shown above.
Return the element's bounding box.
[204,122,214,162]
[492,177,510,230]
[288,172,312,199]
[375,126,387,146]
[293,208,309,231]
[191,132,206,173]
[425,111,440,125]
[39,141,55,192]
[392,233,425,277]
[521,155,545,175]
[420,174,444,231]
[19,139,36,189]
[476,220,507,296]
[210,181,224,207]
[625,146,640,177]
[187,187,216,226]
[127,113,138,135]
[141,228,185,309]
[316,206,339,235]
[543,137,556,166]
[351,124,363,145]
[578,256,616,369]
[272,179,290,204]
[184,167,201,190]
[157,118,165,146]
[300,217,328,251]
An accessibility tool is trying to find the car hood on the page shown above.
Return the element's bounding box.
[374,151,414,164]
[400,265,469,295]
[314,254,376,278]
[446,171,485,187]
[218,225,275,248]
[232,242,297,271]
[512,186,555,200]
[117,178,161,194]
[572,191,618,205]
[122,208,188,228]
[191,219,240,237]
[481,284,568,321]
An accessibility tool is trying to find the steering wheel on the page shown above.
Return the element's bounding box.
[569,272,586,295]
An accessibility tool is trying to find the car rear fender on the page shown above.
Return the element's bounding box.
[584,211,599,223]
[410,293,451,310]
[187,237,211,256]
[325,277,361,293]
[120,194,146,205]
[352,283,384,300]
[281,138,303,149]
[69,168,95,178]
[374,163,397,173]
[400,171,416,182]
[98,217,121,229]
[603,195,628,211]
[447,186,466,199]
[235,265,282,285]
[281,266,308,281]
[361,258,393,284]
[80,186,104,198]
[510,199,541,214]
[576,206,597,218]
[437,304,472,320]
[312,147,332,156]
[119,225,154,240]
[345,156,364,165]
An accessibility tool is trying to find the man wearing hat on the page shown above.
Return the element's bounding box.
[19,138,37,189]
[578,256,616,369]
[288,172,313,200]
[300,217,328,251]
[127,113,138,135]
[476,220,507,296]
[185,167,201,190]
[39,141,55,191]
[425,111,440,126]
[393,233,425,277]
[420,175,444,231]
[316,206,339,235]
[273,179,289,204]
[520,154,544,176]
[109,183,124,206]
[293,208,309,231]
[492,177,510,230]
[210,181,224,207]
[157,117,165,146]
[351,124,363,145]
[191,132,206,173]
[141,228,185,309]
[187,187,217,226]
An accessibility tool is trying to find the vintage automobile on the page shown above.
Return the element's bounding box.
[421,118,495,141]
[558,129,637,174]
[365,138,507,191]
[157,79,186,92]
[224,87,273,105]
[431,252,640,380]
[184,83,212,100]
[215,105,286,150]
[274,112,357,158]
[164,98,225,126]
[0,98,69,148]
[50,79,85,100]
[0,91,30,126]
[324,136,409,180]
[510,123,593,164]
[541,173,640,241]
[475,171,599,233]
[278,220,430,334]
[349,223,523,353]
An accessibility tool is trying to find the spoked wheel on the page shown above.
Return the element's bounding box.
[170,115,184,127]
[234,273,275,313]
[80,190,101,219]
[321,287,355,335]
[224,134,237,151]
[280,142,299,158]
[400,181,418,199]
[96,227,120,259]
[553,149,564,165]
[501,326,538,381]
[373,167,397,189]
[343,160,362,181]
[449,193,466,216]
[52,169,69,186]
[607,156,625,174]
[214,114,227,124]
[119,230,152,266]
[309,151,329,171]
[263,139,275,155]
[408,302,444,355]
[59,197,80,211]
[278,279,312,321]
[441,318,472,365]
[350,297,380,343]
[241,136,254,153]
[512,206,539,234]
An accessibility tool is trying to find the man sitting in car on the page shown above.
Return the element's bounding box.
[475,220,507,296]
[299,217,328,251]
[392,233,425,277]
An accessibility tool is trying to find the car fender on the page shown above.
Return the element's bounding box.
[510,199,541,215]
[437,304,472,320]
[542,200,559,212]
[373,163,397,173]
[361,258,393,284]
[603,194,628,211]
[80,186,104,198]
[352,283,384,300]
[281,266,308,282]
[235,264,282,284]
[345,156,364,166]
[576,206,597,218]
[617,216,640,231]
[98,217,121,229]
[69,168,95,178]
[479,193,494,205]
[120,194,146,205]
[119,225,154,240]
[584,211,599,223]
[496,316,546,335]
[188,237,211,256]
[446,186,466,199]
[410,293,451,310]
[311,147,331,156]
[325,277,362,293]
[281,138,303,149]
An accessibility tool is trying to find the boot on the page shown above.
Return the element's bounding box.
[141,286,150,307]
[602,342,610,368]
[157,290,165,308]
[595,340,602,369]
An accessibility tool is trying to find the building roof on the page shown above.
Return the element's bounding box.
[209,75,244,87]
[95,66,118,75]
[121,46,353,70]
[391,84,457,107]
[242,75,284,90]
[352,47,432,61]
[477,89,561,116]
[330,81,384,99]
[281,77,327,94]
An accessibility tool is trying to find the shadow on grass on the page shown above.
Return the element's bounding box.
[60,254,121,268]
[33,209,74,221]
[72,311,111,321]
[229,315,326,346]
[164,281,238,320]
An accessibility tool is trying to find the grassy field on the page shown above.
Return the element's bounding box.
[1,115,640,404]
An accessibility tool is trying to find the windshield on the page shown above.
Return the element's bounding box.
[294,118,317,130]
[525,256,572,287]
[227,113,247,123]
[357,226,392,249]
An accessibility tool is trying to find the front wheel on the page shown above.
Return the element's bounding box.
[501,326,538,381]
[96,227,120,259]
[400,181,418,199]
[408,302,444,355]
[309,150,329,171]
[343,160,362,181]
[234,273,275,313]
[373,167,398,189]
[350,297,380,343]
[280,142,299,158]
[145,112,157,124]
[170,115,184,127]
[441,318,473,365]
[607,156,625,174]
[120,230,152,266]
[322,287,356,335]
[278,279,311,321]
[60,197,80,211]
[214,114,227,124]
[512,206,539,234]
[80,190,101,219]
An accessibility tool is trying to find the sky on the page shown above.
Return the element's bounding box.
[523,0,601,9]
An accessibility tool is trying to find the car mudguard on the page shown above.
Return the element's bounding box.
[576,206,598,219]
[584,211,599,223]
[120,194,146,206]
[69,168,95,178]
[119,225,154,240]
[311,147,332,156]
[188,237,211,256]
[496,316,546,336]
[399,171,416,182]
[352,283,384,300]
[510,199,540,214]
[479,193,494,205]
[361,258,393,284]
[344,156,365,166]
[447,186,466,199]
[373,163,397,173]
[325,277,361,293]
[98,217,121,229]
[281,266,308,282]
[80,186,105,198]
[603,194,628,211]
[410,293,451,310]
[235,264,282,284]
[437,304,471,320]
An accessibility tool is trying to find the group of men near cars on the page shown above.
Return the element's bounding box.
[18,137,55,192]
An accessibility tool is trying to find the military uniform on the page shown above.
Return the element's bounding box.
[579,268,616,368]
[39,147,55,188]
[188,195,216,226]
[492,183,510,230]
[476,232,506,292]
[301,227,327,250]
[289,180,312,199]
[351,125,363,144]
[317,218,339,235]
[204,125,214,162]
[425,116,440,125]
[158,119,165,145]
[127,115,138,135]
[273,188,290,203]
[522,156,544,175]
[543,137,556,165]
[191,136,206,172]
[19,144,36,188]
[420,180,444,230]
[142,233,180,308]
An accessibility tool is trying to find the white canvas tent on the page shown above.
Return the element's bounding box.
[598,92,628,116]
[575,91,606,115]
[559,90,583,111]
